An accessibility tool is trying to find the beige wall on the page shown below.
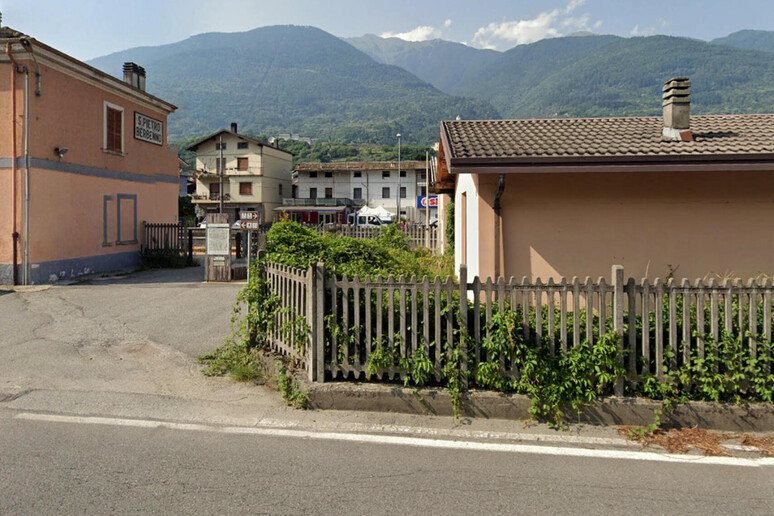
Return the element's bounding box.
[472,170,774,282]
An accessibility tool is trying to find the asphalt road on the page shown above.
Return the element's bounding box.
[1,411,772,515]
[1,267,773,515]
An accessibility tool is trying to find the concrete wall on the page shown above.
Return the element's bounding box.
[0,55,177,284]
[470,170,774,282]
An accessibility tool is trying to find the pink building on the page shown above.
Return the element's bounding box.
[1,26,178,284]
[437,78,774,282]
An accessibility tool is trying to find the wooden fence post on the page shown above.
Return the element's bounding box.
[314,262,326,383]
[612,265,625,396]
[307,263,316,382]
[458,265,469,389]
[187,229,193,265]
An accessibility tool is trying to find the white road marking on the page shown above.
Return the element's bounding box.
[15,412,774,468]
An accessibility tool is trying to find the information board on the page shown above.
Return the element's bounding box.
[206,224,230,256]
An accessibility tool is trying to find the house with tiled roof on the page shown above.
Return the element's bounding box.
[437,78,774,282]
[186,123,293,224]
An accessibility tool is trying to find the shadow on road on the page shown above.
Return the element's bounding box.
[72,266,223,286]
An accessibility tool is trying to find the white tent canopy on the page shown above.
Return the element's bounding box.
[357,205,394,221]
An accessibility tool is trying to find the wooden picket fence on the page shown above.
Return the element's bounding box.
[311,225,438,250]
[142,221,190,257]
[261,263,774,390]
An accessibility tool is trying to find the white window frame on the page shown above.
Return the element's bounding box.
[103,101,125,155]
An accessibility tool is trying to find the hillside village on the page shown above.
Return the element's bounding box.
[3,6,774,506]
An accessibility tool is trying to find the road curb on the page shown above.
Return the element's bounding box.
[251,350,774,432]
[301,381,774,432]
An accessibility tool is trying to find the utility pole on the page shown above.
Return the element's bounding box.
[396,133,401,222]
[218,134,224,214]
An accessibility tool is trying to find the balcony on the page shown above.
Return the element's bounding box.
[192,193,231,202]
[283,197,360,207]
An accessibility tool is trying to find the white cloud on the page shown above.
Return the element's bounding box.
[381,25,441,42]
[630,19,669,37]
[472,0,600,50]
[444,19,452,29]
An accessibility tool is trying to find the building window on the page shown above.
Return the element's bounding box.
[237,141,248,149]
[237,157,248,171]
[382,171,390,179]
[239,182,252,195]
[215,158,225,172]
[420,172,427,181]
[325,187,333,198]
[309,172,318,178]
[324,172,333,178]
[354,171,362,178]
[310,187,317,199]
[382,187,390,198]
[216,142,227,150]
[210,183,220,194]
[419,186,427,196]
[279,183,283,196]
[400,170,407,178]
[353,187,362,200]
[103,102,124,153]
[400,186,406,199]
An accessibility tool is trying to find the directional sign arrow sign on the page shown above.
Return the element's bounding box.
[241,212,260,221]
[239,221,261,230]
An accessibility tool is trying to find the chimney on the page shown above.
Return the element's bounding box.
[123,62,146,91]
[230,122,238,134]
[662,77,693,141]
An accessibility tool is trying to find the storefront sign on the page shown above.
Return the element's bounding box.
[416,195,438,208]
[134,112,163,145]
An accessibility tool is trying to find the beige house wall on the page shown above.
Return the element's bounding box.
[192,134,291,221]
[470,170,774,282]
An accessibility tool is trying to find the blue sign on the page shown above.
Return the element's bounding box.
[416,196,438,208]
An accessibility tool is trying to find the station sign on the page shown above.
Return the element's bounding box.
[416,195,438,209]
[133,112,163,146]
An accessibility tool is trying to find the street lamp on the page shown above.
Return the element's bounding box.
[396,133,401,223]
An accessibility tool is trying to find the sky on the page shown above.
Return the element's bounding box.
[3,0,774,60]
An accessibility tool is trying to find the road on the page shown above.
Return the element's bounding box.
[1,267,773,514]
[1,410,773,515]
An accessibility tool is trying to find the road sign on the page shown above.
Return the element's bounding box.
[239,221,261,230]
[416,195,438,208]
[240,211,260,221]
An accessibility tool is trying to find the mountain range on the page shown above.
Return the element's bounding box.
[88,26,497,144]
[88,27,774,146]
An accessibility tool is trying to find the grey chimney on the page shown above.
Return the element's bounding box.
[662,77,693,141]
[123,62,146,91]
[231,122,238,134]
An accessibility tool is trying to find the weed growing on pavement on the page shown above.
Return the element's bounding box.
[277,363,309,409]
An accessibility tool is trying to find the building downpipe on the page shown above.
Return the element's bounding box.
[6,42,19,284]
[493,174,505,278]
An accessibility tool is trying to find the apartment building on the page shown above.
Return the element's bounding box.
[294,161,436,223]
[187,124,293,224]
